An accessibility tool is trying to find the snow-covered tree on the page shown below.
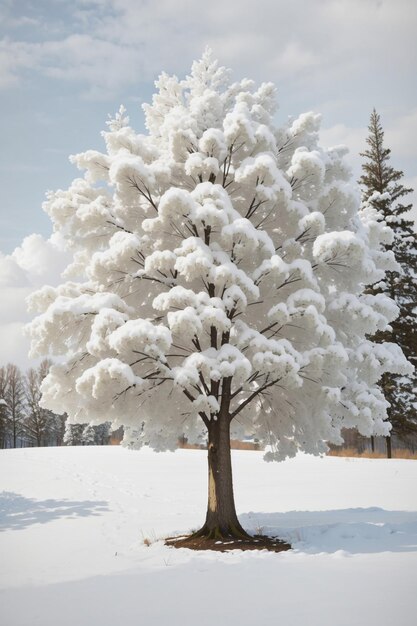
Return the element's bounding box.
[28,51,412,540]
[93,422,111,445]
[82,424,96,445]
[63,421,110,446]
[63,423,85,446]
[359,109,417,457]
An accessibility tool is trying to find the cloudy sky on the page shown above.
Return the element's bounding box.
[0,0,416,369]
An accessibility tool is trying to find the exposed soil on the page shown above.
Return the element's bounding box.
[165,534,291,553]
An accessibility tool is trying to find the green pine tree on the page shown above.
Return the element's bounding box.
[359,109,417,457]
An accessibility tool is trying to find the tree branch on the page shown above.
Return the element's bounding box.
[230,377,281,419]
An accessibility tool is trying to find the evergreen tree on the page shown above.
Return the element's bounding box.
[359,109,417,457]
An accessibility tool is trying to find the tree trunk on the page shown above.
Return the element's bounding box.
[193,415,249,540]
[370,436,375,453]
[386,435,392,459]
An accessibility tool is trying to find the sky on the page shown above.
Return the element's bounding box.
[0,0,416,369]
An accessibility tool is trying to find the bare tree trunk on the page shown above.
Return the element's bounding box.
[193,415,249,540]
[386,435,392,459]
[370,435,375,453]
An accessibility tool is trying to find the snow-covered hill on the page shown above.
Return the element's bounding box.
[1,446,417,626]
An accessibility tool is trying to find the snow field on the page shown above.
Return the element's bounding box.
[1,446,417,626]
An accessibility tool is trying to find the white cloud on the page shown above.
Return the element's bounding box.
[385,109,417,160]
[0,35,139,95]
[2,0,416,100]
[0,37,34,88]
[0,234,70,370]
[320,123,366,155]
[1,0,416,184]
[272,42,321,74]
[0,254,29,289]
[12,233,70,284]
[0,322,30,369]
[0,287,32,325]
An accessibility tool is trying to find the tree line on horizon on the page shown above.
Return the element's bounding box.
[0,360,111,449]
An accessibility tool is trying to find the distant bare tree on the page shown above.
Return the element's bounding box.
[5,364,26,448]
[24,360,53,446]
[51,413,67,446]
[0,367,8,447]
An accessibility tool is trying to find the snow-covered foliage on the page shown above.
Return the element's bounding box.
[28,51,412,460]
[63,423,85,446]
[63,420,111,446]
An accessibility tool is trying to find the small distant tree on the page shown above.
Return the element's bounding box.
[359,109,417,457]
[24,360,56,446]
[93,422,111,445]
[82,424,96,445]
[50,413,67,446]
[63,421,110,446]
[28,52,411,542]
[63,423,85,446]
[0,367,9,448]
[0,399,7,448]
[5,364,26,448]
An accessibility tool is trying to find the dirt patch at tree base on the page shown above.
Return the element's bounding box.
[165,534,291,553]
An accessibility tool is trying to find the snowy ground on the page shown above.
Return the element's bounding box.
[1,446,417,626]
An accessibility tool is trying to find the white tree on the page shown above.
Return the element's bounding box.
[63,423,84,446]
[82,424,96,445]
[93,422,111,445]
[28,51,411,541]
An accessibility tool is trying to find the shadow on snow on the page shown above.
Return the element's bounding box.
[0,491,109,531]
[1,490,416,555]
[239,508,417,554]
